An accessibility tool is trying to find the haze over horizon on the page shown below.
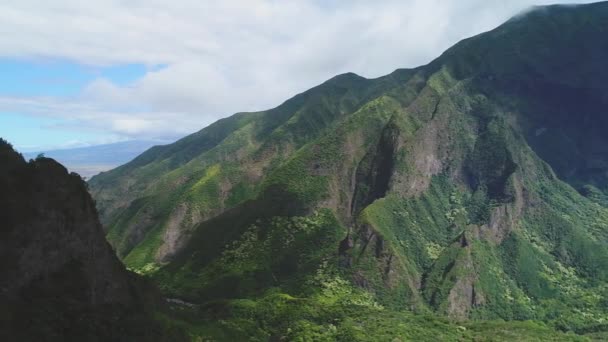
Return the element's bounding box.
[0,0,590,152]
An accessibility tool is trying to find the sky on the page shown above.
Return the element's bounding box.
[0,0,591,152]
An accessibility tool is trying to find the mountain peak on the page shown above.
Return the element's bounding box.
[0,140,184,341]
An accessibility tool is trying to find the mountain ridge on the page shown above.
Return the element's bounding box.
[89,2,608,340]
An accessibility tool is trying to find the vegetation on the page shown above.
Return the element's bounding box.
[86,2,608,341]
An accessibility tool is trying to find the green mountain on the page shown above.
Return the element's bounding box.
[0,139,185,341]
[89,2,608,340]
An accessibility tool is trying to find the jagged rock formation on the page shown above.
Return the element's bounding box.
[0,139,183,341]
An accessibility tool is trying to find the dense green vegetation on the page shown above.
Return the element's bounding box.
[157,288,590,341]
[88,2,608,341]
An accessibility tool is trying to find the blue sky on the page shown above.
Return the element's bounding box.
[0,113,113,151]
[0,60,148,151]
[0,59,147,96]
[0,0,589,153]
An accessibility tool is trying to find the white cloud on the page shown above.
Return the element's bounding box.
[0,0,591,142]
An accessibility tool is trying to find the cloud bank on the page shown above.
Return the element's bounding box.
[0,0,590,141]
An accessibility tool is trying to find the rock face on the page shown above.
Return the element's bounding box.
[0,140,180,341]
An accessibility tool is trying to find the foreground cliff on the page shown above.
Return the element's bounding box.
[89,2,608,340]
[0,139,183,341]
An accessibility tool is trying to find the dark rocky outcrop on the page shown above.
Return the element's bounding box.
[0,139,183,341]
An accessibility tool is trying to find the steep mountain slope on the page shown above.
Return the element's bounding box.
[89,2,608,340]
[0,139,184,341]
[90,70,413,266]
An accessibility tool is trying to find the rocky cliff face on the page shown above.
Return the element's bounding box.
[0,139,182,341]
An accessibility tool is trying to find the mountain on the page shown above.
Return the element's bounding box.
[22,140,165,179]
[0,139,184,341]
[89,2,608,340]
